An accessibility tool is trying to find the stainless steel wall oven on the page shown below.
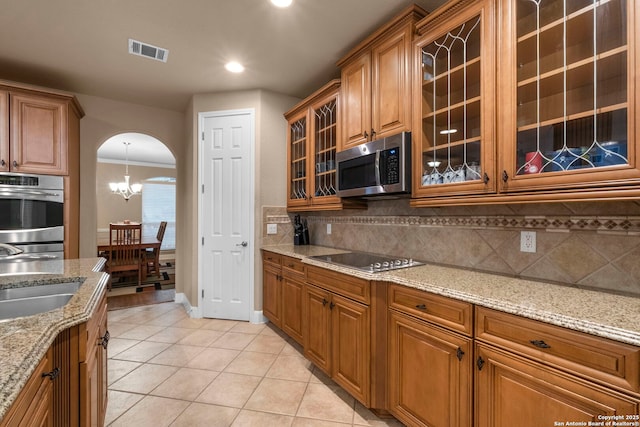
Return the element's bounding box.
[0,173,64,259]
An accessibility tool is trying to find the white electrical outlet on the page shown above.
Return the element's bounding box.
[327,223,332,235]
[520,231,536,253]
[266,223,277,235]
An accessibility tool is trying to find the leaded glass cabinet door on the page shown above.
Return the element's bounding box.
[286,110,310,209]
[309,91,341,206]
[499,0,639,191]
[413,0,496,199]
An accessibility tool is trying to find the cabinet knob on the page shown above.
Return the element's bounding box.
[12,160,18,168]
[0,159,5,167]
[42,367,60,381]
[456,347,465,361]
[322,298,328,306]
[483,172,489,184]
[329,301,335,310]
[415,304,427,311]
[363,130,369,139]
[477,356,485,371]
[502,170,509,182]
[370,128,376,139]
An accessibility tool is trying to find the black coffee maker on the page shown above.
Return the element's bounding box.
[293,214,309,245]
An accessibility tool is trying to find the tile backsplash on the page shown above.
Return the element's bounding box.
[262,200,640,297]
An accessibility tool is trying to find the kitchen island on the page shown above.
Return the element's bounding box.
[0,257,108,424]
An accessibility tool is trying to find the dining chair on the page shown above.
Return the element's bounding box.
[106,223,143,290]
[146,221,167,277]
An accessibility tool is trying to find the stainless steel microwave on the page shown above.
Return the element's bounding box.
[336,132,411,197]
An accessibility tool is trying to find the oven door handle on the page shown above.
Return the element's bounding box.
[0,190,61,198]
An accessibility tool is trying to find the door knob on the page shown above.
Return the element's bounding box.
[236,241,248,247]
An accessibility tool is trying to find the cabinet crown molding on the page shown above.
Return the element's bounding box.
[0,79,85,118]
[284,79,340,120]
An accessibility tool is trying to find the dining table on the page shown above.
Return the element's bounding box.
[97,227,162,281]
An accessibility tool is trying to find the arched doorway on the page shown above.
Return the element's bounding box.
[96,132,176,292]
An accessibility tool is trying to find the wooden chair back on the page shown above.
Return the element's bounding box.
[146,221,168,277]
[107,223,143,289]
[157,221,168,243]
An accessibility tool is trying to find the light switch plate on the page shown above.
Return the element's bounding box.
[520,231,536,253]
[327,223,332,235]
[266,223,277,235]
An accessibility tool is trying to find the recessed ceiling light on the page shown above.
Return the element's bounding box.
[271,0,292,8]
[225,61,245,73]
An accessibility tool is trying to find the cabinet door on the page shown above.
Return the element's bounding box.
[281,276,304,344]
[331,293,370,406]
[286,109,311,208]
[413,1,496,199]
[475,343,640,427]
[263,263,282,327]
[498,0,639,192]
[304,284,332,374]
[341,53,372,149]
[372,25,412,141]
[0,90,8,172]
[388,311,472,427]
[309,90,341,206]
[10,92,68,175]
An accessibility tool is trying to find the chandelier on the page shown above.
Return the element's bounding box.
[109,142,142,201]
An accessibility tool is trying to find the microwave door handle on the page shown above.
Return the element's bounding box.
[375,150,381,186]
[0,190,61,198]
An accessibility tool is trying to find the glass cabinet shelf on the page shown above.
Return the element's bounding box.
[514,0,629,176]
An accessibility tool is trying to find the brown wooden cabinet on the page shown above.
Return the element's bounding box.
[0,347,54,427]
[304,265,372,405]
[281,257,305,344]
[286,80,358,212]
[262,251,283,327]
[337,5,426,151]
[411,0,640,206]
[0,81,83,257]
[475,307,640,426]
[475,343,639,427]
[387,284,473,427]
[79,290,108,427]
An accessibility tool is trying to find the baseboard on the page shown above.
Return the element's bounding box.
[174,293,202,318]
[252,310,268,324]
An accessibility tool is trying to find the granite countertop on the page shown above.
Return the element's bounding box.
[0,258,108,422]
[262,245,640,347]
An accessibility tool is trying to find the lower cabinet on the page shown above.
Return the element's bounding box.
[79,290,109,427]
[0,347,54,427]
[281,272,305,344]
[262,252,282,327]
[475,343,640,427]
[387,284,473,427]
[304,282,371,405]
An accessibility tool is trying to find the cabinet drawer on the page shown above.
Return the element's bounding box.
[388,284,473,336]
[262,251,281,266]
[282,256,304,278]
[476,307,640,395]
[306,265,370,304]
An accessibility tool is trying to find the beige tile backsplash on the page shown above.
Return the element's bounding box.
[261,201,640,296]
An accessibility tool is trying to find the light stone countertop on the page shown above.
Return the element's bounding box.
[0,258,108,422]
[262,244,640,347]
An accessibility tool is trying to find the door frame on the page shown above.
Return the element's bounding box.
[196,108,256,321]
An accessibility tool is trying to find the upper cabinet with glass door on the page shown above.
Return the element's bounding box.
[285,80,365,212]
[499,0,639,194]
[412,0,496,199]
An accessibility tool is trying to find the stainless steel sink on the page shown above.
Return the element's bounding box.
[0,281,81,321]
[0,293,74,321]
[0,281,81,301]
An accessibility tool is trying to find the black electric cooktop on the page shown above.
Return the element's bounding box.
[310,251,424,273]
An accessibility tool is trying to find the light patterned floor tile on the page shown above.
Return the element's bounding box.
[109,395,189,427]
[244,378,308,416]
[195,372,262,408]
[151,367,219,401]
[104,390,144,425]
[111,340,171,363]
[147,344,206,366]
[109,363,179,394]
[108,359,142,386]
[296,383,356,424]
[224,351,277,376]
[170,402,239,427]
[210,332,256,350]
[231,409,294,427]
[186,347,240,371]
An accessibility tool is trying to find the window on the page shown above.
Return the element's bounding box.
[142,177,176,250]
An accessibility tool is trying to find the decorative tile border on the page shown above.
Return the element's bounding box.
[305,215,640,234]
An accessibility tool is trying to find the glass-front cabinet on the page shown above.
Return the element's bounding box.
[499,0,639,193]
[285,80,363,211]
[412,0,496,199]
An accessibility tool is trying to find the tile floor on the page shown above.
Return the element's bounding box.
[106,302,405,426]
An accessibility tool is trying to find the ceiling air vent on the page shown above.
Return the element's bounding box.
[128,39,169,63]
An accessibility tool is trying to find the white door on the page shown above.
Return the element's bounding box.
[199,109,254,320]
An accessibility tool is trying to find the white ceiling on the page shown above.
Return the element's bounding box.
[0,0,446,112]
